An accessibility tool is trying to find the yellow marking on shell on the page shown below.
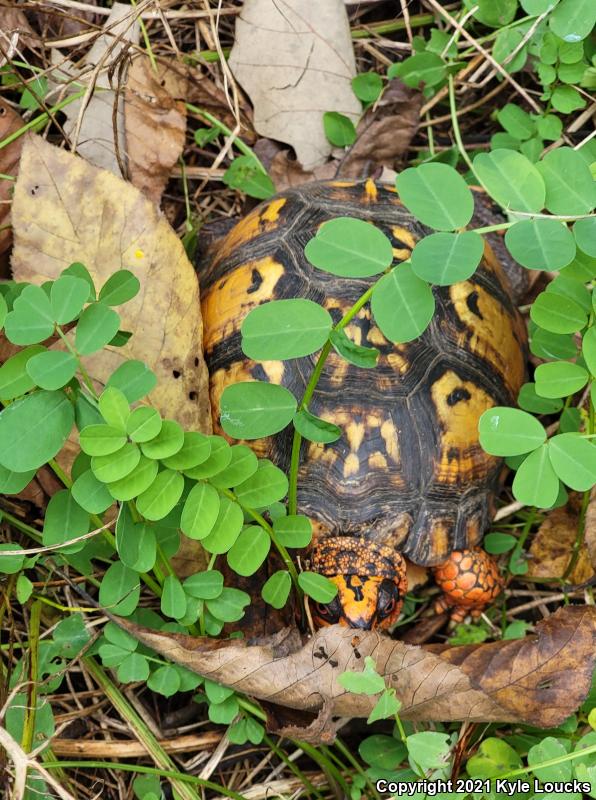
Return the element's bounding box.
[368,451,388,470]
[482,239,510,284]
[392,248,412,261]
[211,199,286,265]
[346,421,365,453]
[392,226,417,249]
[366,325,389,347]
[328,355,350,386]
[344,321,362,346]
[431,371,496,484]
[343,452,360,478]
[307,440,337,465]
[449,280,525,396]
[386,351,410,375]
[465,516,482,546]
[364,179,378,202]
[261,360,285,384]
[380,419,400,463]
[430,522,451,561]
[202,258,285,353]
[329,180,355,188]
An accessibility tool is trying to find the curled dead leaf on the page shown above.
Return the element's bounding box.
[338,80,421,178]
[115,606,596,742]
[0,99,25,266]
[124,56,187,204]
[229,0,361,170]
[527,501,594,585]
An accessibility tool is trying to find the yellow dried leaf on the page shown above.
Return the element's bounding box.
[10,135,211,436]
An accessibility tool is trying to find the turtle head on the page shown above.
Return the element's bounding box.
[309,537,407,630]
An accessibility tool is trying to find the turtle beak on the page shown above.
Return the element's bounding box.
[341,614,374,630]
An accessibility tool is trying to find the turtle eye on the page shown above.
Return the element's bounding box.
[314,597,341,624]
[377,579,400,620]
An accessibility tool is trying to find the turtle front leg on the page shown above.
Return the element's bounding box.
[431,548,504,626]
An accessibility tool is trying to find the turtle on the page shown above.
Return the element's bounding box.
[199,179,527,631]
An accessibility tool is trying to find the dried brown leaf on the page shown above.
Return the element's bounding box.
[48,2,139,175]
[115,606,596,741]
[338,81,421,178]
[11,135,211,441]
[0,99,24,264]
[527,502,594,585]
[268,150,339,191]
[0,4,37,52]
[229,0,361,170]
[124,56,186,204]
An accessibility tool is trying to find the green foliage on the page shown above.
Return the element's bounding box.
[219,381,297,439]
[1,6,596,773]
[395,163,474,229]
[222,154,275,200]
[305,216,393,277]
[323,112,357,147]
[241,299,332,360]
[351,71,383,104]
[389,52,447,90]
[467,737,523,777]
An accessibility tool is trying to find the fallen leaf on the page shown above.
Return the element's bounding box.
[229,0,361,170]
[251,136,339,191]
[114,605,596,741]
[0,4,37,53]
[268,149,339,191]
[30,1,100,39]
[11,135,212,439]
[0,99,25,265]
[124,56,187,204]
[527,501,594,585]
[338,80,421,178]
[48,2,140,175]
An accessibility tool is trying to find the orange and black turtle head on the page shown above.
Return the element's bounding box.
[310,537,407,630]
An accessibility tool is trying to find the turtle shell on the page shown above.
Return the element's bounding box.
[200,180,527,566]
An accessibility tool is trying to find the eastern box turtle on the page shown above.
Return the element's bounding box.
[200,180,527,630]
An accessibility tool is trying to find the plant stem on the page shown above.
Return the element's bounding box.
[472,222,515,234]
[42,760,246,799]
[186,102,267,171]
[55,326,97,397]
[21,601,41,754]
[351,14,436,39]
[83,657,204,800]
[262,734,325,800]
[221,488,302,595]
[288,282,377,515]
[0,89,88,151]
[130,0,158,73]
[448,74,477,177]
[562,373,594,581]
